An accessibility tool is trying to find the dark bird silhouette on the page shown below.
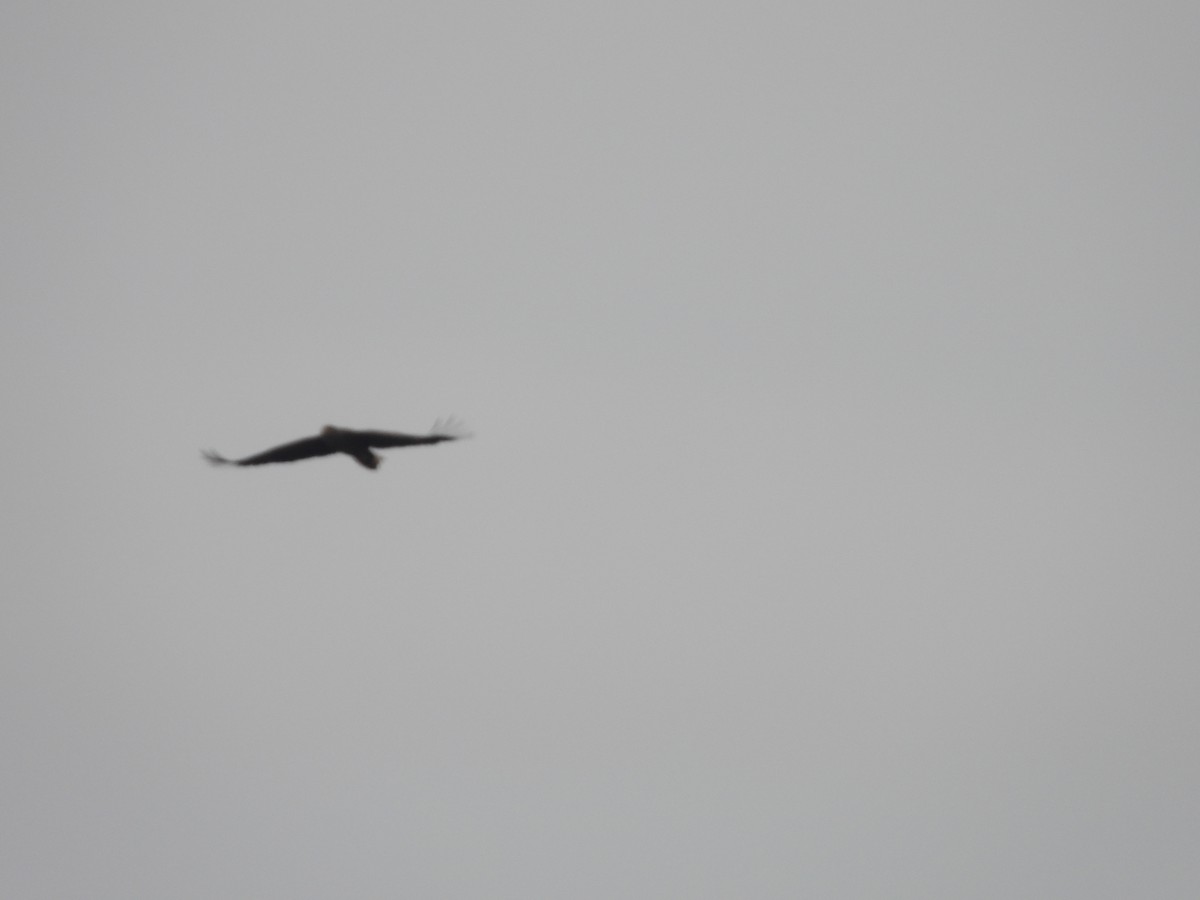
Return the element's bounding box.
[203,418,469,470]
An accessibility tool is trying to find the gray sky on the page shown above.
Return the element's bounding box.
[3,2,1198,897]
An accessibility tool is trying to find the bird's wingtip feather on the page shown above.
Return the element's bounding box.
[431,416,473,440]
[202,449,232,466]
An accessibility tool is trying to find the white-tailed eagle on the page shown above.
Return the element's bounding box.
[203,418,469,471]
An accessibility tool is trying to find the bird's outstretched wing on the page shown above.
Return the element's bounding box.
[202,435,335,466]
[359,417,472,448]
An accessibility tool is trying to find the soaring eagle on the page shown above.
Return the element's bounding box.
[203,418,469,470]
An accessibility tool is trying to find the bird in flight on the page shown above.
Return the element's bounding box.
[203,418,470,471]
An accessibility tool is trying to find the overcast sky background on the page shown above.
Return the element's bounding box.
[3,2,1199,897]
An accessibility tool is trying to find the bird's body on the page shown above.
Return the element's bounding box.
[203,419,469,470]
